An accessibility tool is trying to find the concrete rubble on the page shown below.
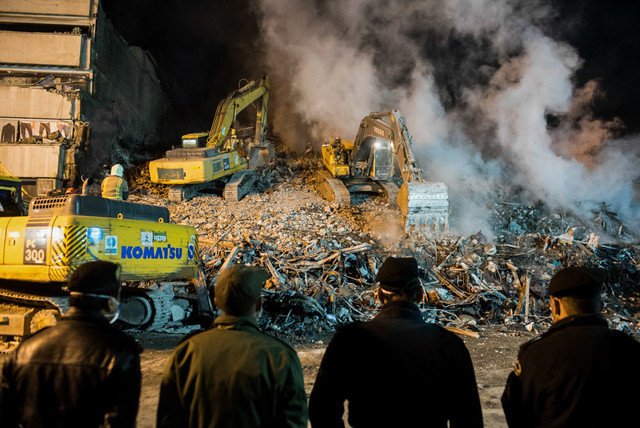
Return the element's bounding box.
[130,150,640,342]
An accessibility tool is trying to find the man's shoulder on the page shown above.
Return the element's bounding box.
[519,317,640,356]
[14,321,140,363]
[60,318,141,353]
[180,324,298,354]
[330,320,367,339]
[251,328,299,354]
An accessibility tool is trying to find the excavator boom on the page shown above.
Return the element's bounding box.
[206,76,270,150]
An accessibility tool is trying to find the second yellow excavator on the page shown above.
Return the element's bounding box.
[149,76,272,201]
[317,110,449,232]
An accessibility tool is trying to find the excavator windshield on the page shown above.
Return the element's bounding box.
[355,137,393,179]
[0,180,22,216]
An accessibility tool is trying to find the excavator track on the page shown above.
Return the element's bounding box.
[0,287,69,351]
[398,182,449,232]
[316,171,351,205]
[0,279,211,346]
[168,181,225,202]
[379,181,399,208]
[145,285,174,331]
[224,170,256,201]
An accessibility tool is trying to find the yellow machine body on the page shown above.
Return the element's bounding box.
[0,194,212,340]
[317,111,449,232]
[0,197,199,283]
[149,149,248,185]
[321,138,354,178]
[148,76,270,202]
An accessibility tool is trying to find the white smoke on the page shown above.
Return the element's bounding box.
[255,0,640,235]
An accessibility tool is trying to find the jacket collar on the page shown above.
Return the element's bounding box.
[212,314,259,330]
[548,313,608,334]
[62,307,110,325]
[374,300,423,322]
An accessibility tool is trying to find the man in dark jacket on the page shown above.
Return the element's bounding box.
[0,261,141,427]
[157,264,308,428]
[501,266,640,427]
[309,256,483,428]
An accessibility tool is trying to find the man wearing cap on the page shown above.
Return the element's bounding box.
[501,266,640,427]
[101,163,129,200]
[157,264,308,428]
[0,261,141,427]
[309,256,483,427]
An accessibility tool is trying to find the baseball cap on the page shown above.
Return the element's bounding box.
[67,261,122,297]
[548,266,605,298]
[376,256,420,293]
[215,264,268,315]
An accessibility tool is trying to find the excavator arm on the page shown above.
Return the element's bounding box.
[386,111,424,183]
[205,76,270,150]
[385,110,448,231]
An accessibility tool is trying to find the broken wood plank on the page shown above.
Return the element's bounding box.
[318,251,341,265]
[219,245,240,271]
[437,237,462,270]
[505,260,521,289]
[445,326,480,339]
[470,272,507,301]
[198,231,229,247]
[523,276,530,323]
[515,274,530,316]
[341,243,371,254]
[431,266,467,299]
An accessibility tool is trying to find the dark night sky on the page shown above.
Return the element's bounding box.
[102,0,262,136]
[102,0,640,138]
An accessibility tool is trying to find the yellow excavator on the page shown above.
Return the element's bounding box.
[317,110,449,232]
[0,178,214,345]
[149,76,272,201]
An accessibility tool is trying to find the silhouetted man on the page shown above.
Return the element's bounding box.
[0,261,141,427]
[502,266,640,427]
[309,256,483,427]
[157,264,308,427]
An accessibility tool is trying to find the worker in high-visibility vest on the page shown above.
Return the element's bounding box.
[101,164,129,200]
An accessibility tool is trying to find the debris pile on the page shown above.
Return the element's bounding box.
[131,154,640,342]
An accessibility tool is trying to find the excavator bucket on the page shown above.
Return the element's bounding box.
[397,181,449,232]
[248,141,275,169]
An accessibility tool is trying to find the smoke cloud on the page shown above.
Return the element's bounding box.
[255,0,640,235]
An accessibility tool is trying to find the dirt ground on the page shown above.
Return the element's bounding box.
[131,325,532,427]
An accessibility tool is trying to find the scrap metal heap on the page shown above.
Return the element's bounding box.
[132,151,640,342]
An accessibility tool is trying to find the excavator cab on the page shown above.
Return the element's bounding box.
[0,176,25,217]
[181,132,208,148]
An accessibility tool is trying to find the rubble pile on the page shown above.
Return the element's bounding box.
[131,153,640,342]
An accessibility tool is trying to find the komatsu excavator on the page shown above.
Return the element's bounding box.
[149,76,272,201]
[317,110,449,231]
[0,180,214,346]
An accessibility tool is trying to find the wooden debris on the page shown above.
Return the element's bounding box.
[219,246,240,272]
[131,161,640,340]
[445,326,480,339]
